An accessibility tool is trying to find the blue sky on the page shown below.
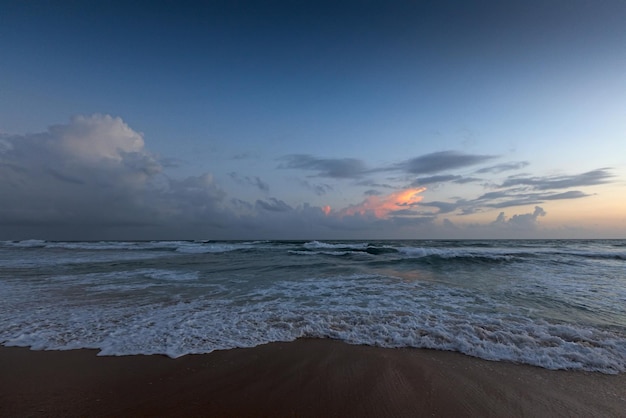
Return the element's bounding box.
[1,0,625,240]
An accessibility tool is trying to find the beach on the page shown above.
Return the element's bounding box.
[1,339,625,417]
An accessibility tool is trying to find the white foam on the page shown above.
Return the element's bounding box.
[174,242,250,254]
[43,241,143,250]
[288,250,367,257]
[303,241,369,250]
[1,273,624,373]
[395,245,521,261]
[2,239,47,248]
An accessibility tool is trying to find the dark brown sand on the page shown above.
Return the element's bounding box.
[1,339,624,417]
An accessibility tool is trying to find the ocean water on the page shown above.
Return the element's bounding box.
[1,239,625,374]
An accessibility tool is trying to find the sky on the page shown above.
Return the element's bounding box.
[1,0,625,240]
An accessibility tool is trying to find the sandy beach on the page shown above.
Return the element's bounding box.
[1,338,624,417]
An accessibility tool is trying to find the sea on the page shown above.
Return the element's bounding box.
[1,239,625,374]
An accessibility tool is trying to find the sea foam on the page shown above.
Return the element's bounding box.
[1,239,625,374]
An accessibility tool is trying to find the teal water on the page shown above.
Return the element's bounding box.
[1,239,625,373]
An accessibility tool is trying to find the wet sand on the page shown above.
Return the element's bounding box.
[1,339,624,417]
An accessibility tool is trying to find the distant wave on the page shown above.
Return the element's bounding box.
[0,240,258,254]
[296,241,626,263]
[2,239,48,248]
[174,242,252,254]
[303,240,370,250]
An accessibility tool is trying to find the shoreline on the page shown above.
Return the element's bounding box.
[1,339,625,417]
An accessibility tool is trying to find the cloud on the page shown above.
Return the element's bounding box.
[439,206,550,239]
[255,198,293,212]
[278,154,367,178]
[364,189,383,196]
[542,190,591,200]
[492,206,546,229]
[354,179,396,189]
[297,179,333,196]
[0,115,618,240]
[475,189,593,209]
[475,161,529,174]
[500,169,613,190]
[420,200,464,214]
[0,114,226,237]
[166,174,227,218]
[419,188,591,217]
[231,152,251,160]
[411,174,463,186]
[410,174,483,188]
[453,177,482,184]
[229,172,270,192]
[338,187,427,219]
[398,151,496,175]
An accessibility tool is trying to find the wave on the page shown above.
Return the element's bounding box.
[303,240,370,250]
[174,242,252,254]
[295,242,526,263]
[2,275,624,373]
[288,250,367,257]
[1,239,48,248]
[562,251,626,261]
[0,240,259,254]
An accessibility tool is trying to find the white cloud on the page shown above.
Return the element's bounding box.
[491,206,547,229]
[52,114,146,161]
[0,115,225,238]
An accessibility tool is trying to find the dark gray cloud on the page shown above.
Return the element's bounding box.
[541,190,590,200]
[411,174,463,186]
[398,151,496,175]
[422,188,591,216]
[411,174,482,187]
[500,169,613,190]
[255,198,293,212]
[354,179,396,189]
[454,177,482,184]
[46,168,85,185]
[297,179,333,196]
[420,200,464,214]
[476,190,510,201]
[278,154,367,178]
[364,189,383,196]
[487,198,544,209]
[228,172,270,192]
[486,190,590,208]
[475,189,591,208]
[475,161,529,174]
[230,198,254,211]
[387,209,416,216]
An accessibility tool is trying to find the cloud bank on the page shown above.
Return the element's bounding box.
[0,115,616,240]
[0,115,228,238]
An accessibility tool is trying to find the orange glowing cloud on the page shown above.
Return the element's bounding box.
[338,187,427,219]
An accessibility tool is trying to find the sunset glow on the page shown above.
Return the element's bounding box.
[340,188,427,219]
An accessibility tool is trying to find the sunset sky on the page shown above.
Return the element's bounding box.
[1,0,625,240]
